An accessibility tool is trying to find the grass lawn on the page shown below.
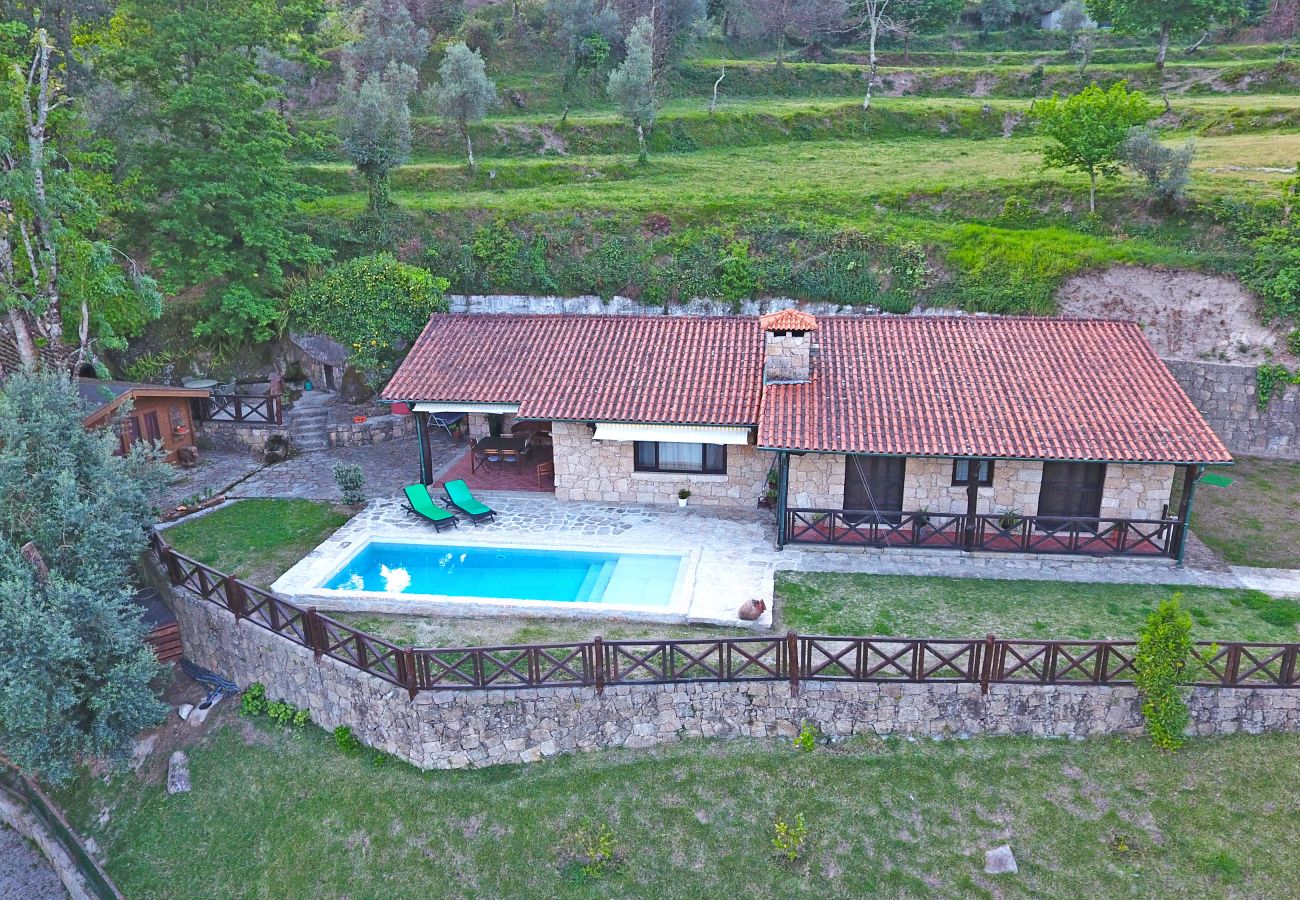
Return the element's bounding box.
[777,573,1300,643]
[58,717,1300,898]
[1191,456,1300,570]
[162,499,350,586]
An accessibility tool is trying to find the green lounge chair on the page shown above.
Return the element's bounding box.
[442,479,495,524]
[403,484,458,531]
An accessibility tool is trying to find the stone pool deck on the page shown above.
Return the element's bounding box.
[271,493,775,629]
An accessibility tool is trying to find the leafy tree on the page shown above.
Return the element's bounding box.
[96,0,330,347]
[0,370,169,783]
[1134,595,1194,751]
[1036,81,1154,213]
[1117,126,1194,208]
[340,62,419,218]
[1086,0,1246,70]
[287,254,449,383]
[343,0,431,76]
[979,0,1015,31]
[547,0,621,86]
[737,0,846,68]
[611,0,706,74]
[1,25,161,374]
[888,0,964,63]
[427,42,500,170]
[607,16,657,163]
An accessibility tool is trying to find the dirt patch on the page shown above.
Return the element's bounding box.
[1055,266,1294,364]
[537,125,568,156]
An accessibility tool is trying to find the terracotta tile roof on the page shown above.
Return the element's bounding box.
[758,316,1231,464]
[760,309,818,331]
[385,312,1230,464]
[383,314,765,425]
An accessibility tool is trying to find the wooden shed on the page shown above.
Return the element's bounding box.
[78,379,210,464]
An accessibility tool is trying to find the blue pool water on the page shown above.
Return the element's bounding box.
[322,542,683,607]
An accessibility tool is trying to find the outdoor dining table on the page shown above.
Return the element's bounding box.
[473,435,529,473]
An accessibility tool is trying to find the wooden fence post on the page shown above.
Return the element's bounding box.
[226,578,246,620]
[593,636,605,695]
[306,607,325,661]
[787,631,800,696]
[980,633,996,695]
[402,648,419,701]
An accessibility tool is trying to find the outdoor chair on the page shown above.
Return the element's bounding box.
[443,479,496,524]
[402,484,458,532]
[500,449,521,473]
[536,461,555,489]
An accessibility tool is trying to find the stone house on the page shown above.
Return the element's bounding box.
[383,311,1231,562]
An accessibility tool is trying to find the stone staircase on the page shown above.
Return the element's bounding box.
[288,390,332,452]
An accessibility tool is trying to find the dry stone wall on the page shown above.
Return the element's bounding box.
[901,458,1044,516]
[174,589,1300,771]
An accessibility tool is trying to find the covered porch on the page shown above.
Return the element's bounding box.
[409,402,555,494]
[773,451,1207,562]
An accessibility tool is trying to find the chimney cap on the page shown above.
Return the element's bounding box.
[759,309,818,332]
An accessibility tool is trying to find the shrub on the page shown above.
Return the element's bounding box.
[772,813,808,863]
[1288,329,1300,357]
[333,463,367,505]
[1118,126,1194,208]
[1134,595,1194,751]
[717,240,759,306]
[240,682,268,717]
[559,820,622,881]
[334,725,364,754]
[793,721,817,752]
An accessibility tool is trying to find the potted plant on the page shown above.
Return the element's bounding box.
[759,487,778,509]
[677,488,691,508]
[914,506,931,529]
[997,508,1023,532]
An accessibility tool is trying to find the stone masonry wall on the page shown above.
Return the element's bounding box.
[327,413,415,448]
[1166,359,1300,460]
[194,420,286,454]
[901,458,1044,517]
[786,452,845,509]
[1101,463,1176,521]
[551,421,771,507]
[173,589,1300,770]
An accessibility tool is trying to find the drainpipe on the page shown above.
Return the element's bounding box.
[1175,464,1206,567]
[775,450,790,550]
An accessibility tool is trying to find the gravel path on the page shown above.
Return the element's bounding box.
[0,823,66,899]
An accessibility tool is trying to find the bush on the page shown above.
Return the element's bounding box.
[772,813,808,863]
[559,820,622,881]
[1134,596,1194,751]
[792,721,817,752]
[334,725,364,754]
[240,682,268,717]
[1118,126,1194,208]
[333,463,366,505]
[717,240,759,306]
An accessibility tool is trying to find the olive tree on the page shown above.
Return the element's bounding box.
[340,61,419,217]
[0,370,170,783]
[427,41,500,170]
[1037,81,1154,213]
[607,16,656,163]
[1086,0,1246,70]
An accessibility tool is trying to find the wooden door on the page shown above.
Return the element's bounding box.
[844,455,906,524]
[1038,462,1105,529]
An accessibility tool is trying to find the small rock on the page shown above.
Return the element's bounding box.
[166,752,191,795]
[188,702,214,726]
[129,734,157,772]
[178,704,194,721]
[984,845,1017,875]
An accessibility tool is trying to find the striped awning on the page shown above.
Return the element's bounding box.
[592,422,752,445]
[412,401,519,415]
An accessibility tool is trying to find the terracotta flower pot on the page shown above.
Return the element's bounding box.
[353,415,367,424]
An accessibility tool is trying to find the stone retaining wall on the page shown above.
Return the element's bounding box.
[327,413,415,448]
[1165,359,1300,460]
[195,420,286,453]
[174,589,1299,771]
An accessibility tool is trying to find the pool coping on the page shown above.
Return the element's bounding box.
[282,536,701,623]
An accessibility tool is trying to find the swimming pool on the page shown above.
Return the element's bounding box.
[321,542,684,608]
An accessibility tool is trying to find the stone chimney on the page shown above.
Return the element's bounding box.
[759,309,818,385]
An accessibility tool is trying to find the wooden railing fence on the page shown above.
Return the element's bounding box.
[151,534,1300,699]
[194,393,283,425]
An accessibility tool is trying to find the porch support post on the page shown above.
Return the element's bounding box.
[963,471,979,551]
[414,411,434,486]
[775,450,790,550]
[1173,463,1203,565]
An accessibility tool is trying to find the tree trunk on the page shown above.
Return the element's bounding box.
[1156,22,1170,71]
[776,33,785,69]
[1089,170,1097,214]
[365,171,390,217]
[636,123,647,164]
[5,310,39,369]
[464,127,476,170]
[863,19,880,109]
[710,68,726,115]
[903,34,911,65]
